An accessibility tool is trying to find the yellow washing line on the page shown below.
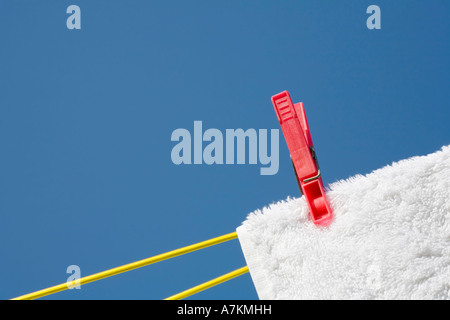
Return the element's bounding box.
[12,231,238,300]
[165,266,249,300]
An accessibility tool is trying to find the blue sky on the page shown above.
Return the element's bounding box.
[1,1,449,300]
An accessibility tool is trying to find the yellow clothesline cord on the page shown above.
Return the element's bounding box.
[12,231,238,300]
[165,266,249,300]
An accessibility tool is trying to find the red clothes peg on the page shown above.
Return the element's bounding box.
[271,90,333,226]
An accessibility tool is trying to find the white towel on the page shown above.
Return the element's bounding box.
[237,145,450,300]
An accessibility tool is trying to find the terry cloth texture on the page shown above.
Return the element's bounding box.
[237,145,450,300]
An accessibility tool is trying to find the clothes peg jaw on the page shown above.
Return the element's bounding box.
[271,90,333,226]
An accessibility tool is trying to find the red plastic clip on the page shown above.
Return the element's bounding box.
[271,90,333,226]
